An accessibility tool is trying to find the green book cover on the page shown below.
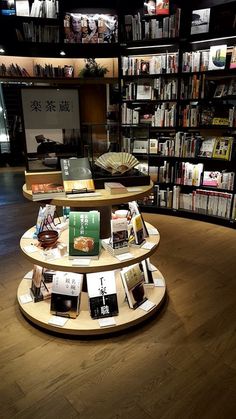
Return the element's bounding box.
[69,211,100,257]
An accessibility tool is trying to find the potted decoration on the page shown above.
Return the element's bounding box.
[79,58,109,77]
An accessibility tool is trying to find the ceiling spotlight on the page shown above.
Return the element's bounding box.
[60,50,66,56]
[0,48,5,53]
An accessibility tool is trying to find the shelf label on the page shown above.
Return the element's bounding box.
[98,317,116,327]
[139,300,156,312]
[48,316,68,327]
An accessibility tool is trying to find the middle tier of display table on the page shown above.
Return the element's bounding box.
[20,222,160,273]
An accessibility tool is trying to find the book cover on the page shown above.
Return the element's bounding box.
[60,157,95,194]
[104,182,127,194]
[208,45,227,71]
[86,271,119,319]
[230,46,236,69]
[31,183,65,201]
[50,272,83,318]
[212,137,233,160]
[110,218,129,250]
[30,265,52,302]
[156,0,169,15]
[120,263,147,309]
[202,171,221,187]
[144,1,156,16]
[228,79,236,96]
[69,211,100,258]
[149,138,158,154]
[136,84,153,100]
[191,8,211,35]
[213,84,225,98]
[198,137,216,158]
[132,214,145,245]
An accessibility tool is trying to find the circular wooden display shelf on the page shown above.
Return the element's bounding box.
[20,222,160,273]
[17,268,166,336]
[22,183,153,207]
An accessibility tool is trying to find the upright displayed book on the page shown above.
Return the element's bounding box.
[31,183,65,201]
[0,0,15,15]
[198,137,216,158]
[50,272,83,318]
[60,157,95,194]
[69,211,100,258]
[120,263,147,309]
[30,265,52,302]
[208,45,227,71]
[110,218,129,250]
[191,8,211,35]
[86,271,119,319]
[230,46,236,69]
[212,137,233,160]
[132,214,145,245]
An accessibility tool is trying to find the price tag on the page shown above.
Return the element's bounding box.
[141,242,155,250]
[98,317,116,327]
[48,316,68,327]
[72,258,91,266]
[116,252,134,261]
[23,245,38,254]
[139,300,156,312]
[19,294,33,304]
[147,228,159,235]
[153,277,165,287]
[22,232,34,239]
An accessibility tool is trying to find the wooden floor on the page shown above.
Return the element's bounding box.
[1,169,236,419]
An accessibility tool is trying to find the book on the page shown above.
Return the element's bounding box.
[198,137,216,158]
[191,8,211,35]
[202,171,221,187]
[212,137,233,160]
[69,211,100,258]
[60,157,95,194]
[208,45,227,71]
[136,84,153,100]
[144,1,156,16]
[15,0,30,16]
[230,46,236,69]
[31,183,65,201]
[86,271,119,319]
[132,214,145,245]
[110,218,129,250]
[120,263,147,309]
[50,272,83,318]
[30,265,52,302]
[156,0,169,15]
[213,84,225,98]
[104,182,127,194]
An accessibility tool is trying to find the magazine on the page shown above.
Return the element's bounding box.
[208,44,227,71]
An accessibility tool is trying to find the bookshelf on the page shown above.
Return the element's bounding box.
[120,0,236,228]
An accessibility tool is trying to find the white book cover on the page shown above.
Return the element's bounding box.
[208,45,227,71]
[16,0,30,16]
[86,271,119,318]
[52,272,83,296]
[191,8,211,35]
[136,84,153,100]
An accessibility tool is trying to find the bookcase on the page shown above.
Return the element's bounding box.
[120,0,236,228]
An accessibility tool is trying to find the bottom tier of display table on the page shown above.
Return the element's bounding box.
[17,269,166,336]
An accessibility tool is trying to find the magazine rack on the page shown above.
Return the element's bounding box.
[18,183,167,335]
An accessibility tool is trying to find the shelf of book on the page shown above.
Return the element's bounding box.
[17,268,166,335]
[20,221,160,274]
[22,182,153,207]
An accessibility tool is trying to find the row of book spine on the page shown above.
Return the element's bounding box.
[122,78,178,100]
[141,185,233,220]
[18,22,60,43]
[33,64,73,78]
[124,8,181,42]
[0,63,30,77]
[149,161,235,190]
[121,102,176,127]
[122,53,179,76]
